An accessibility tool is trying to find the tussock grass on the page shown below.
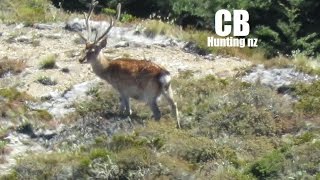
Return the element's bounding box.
[39,54,56,69]
[0,57,26,78]
[37,76,57,86]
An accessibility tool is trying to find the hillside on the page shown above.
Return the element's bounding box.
[0,2,320,180]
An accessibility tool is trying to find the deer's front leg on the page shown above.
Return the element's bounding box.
[119,95,132,116]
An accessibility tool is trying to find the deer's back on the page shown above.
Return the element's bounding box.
[103,58,170,100]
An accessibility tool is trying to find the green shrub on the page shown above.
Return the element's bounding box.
[89,148,112,161]
[120,13,136,23]
[281,141,320,178]
[75,89,118,117]
[293,53,320,75]
[94,135,109,147]
[109,134,148,152]
[211,167,255,180]
[294,132,316,145]
[102,8,116,16]
[115,147,154,170]
[174,74,292,137]
[14,152,85,179]
[182,146,217,163]
[249,150,285,179]
[294,81,320,116]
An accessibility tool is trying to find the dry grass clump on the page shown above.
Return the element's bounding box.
[0,57,26,78]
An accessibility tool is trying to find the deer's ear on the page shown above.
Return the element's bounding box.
[99,38,107,48]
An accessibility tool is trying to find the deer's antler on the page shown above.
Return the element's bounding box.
[94,3,121,44]
[77,0,121,44]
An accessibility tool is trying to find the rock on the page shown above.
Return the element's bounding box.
[114,41,129,48]
[204,54,215,60]
[14,23,25,29]
[28,80,99,119]
[242,67,319,91]
[46,33,62,39]
[277,85,296,95]
[65,18,85,32]
[16,35,33,44]
[65,18,110,33]
[183,41,209,56]
[16,123,36,138]
[34,23,54,30]
[61,67,70,73]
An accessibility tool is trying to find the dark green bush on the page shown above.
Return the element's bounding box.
[294,81,320,116]
[249,150,285,179]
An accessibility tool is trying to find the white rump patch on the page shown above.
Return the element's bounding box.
[159,74,171,85]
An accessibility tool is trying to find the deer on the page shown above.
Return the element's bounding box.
[76,0,180,128]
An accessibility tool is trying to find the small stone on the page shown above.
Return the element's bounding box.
[114,41,129,48]
[61,67,70,73]
[34,23,54,30]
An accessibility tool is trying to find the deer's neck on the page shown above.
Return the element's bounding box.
[90,52,110,78]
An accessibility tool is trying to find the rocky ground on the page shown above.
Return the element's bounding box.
[0,20,318,175]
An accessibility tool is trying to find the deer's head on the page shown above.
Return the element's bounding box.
[78,0,121,63]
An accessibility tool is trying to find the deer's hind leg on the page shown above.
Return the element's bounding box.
[148,97,161,121]
[161,85,180,128]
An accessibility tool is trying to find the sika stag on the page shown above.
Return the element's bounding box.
[77,0,180,128]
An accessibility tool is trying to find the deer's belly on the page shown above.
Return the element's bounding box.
[124,86,147,100]
[110,84,146,101]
